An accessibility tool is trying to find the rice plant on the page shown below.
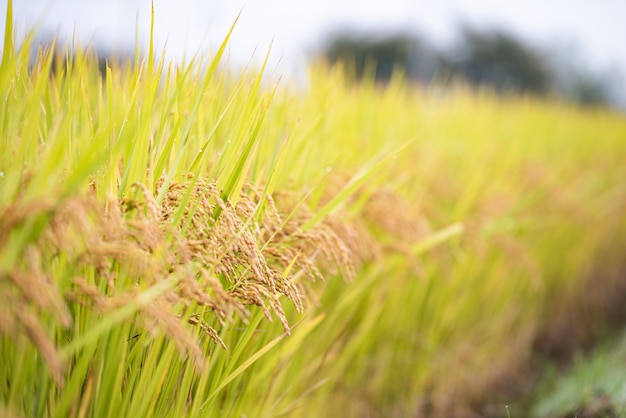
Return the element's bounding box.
[2,0,626,416]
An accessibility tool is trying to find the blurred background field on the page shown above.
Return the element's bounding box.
[4,0,626,110]
[1,2,626,417]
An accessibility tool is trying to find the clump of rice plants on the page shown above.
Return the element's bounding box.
[2,0,626,416]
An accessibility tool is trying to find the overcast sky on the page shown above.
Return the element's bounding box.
[3,0,626,88]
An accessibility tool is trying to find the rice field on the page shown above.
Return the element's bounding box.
[2,2,626,417]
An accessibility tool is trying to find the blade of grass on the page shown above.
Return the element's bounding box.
[1,0,13,69]
[59,276,178,359]
[203,331,286,406]
[213,48,277,218]
[410,222,465,256]
[155,13,241,206]
[302,138,416,231]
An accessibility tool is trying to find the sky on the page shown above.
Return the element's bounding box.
[2,0,626,91]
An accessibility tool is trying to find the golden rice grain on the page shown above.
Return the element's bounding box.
[2,174,406,381]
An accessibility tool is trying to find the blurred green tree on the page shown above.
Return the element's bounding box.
[320,27,615,108]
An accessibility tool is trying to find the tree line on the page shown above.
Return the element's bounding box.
[320,27,616,108]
